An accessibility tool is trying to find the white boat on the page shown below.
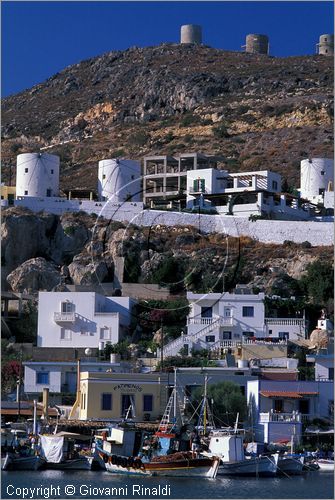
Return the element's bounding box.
[277,454,304,475]
[2,452,45,471]
[203,432,278,477]
[317,459,334,471]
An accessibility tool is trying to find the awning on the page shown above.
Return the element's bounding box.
[260,391,318,399]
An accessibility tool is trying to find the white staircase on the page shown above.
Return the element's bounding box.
[158,317,223,358]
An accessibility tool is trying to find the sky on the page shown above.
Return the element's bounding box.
[2,1,334,97]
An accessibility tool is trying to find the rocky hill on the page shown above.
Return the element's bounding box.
[2,207,333,298]
[2,44,333,190]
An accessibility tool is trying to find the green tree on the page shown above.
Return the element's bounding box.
[300,260,334,306]
[190,381,247,427]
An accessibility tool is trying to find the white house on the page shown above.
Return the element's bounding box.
[247,379,334,444]
[160,288,306,357]
[23,359,131,404]
[186,168,312,220]
[37,292,135,349]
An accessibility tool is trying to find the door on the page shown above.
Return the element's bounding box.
[121,394,136,418]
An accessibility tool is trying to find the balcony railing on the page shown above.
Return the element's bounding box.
[259,411,302,423]
[265,318,305,326]
[54,312,75,323]
[188,317,233,326]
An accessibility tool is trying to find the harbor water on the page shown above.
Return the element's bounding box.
[2,470,334,499]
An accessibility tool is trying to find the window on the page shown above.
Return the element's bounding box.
[299,399,309,414]
[51,169,54,174]
[206,335,215,343]
[101,393,112,411]
[100,328,110,340]
[279,332,289,340]
[321,171,325,176]
[274,399,283,412]
[193,179,205,193]
[242,306,254,317]
[143,395,153,412]
[243,331,254,338]
[61,301,73,313]
[329,368,334,380]
[80,330,88,336]
[25,168,28,173]
[102,174,106,179]
[268,329,272,335]
[224,307,232,318]
[201,306,212,318]
[24,190,28,195]
[60,328,72,340]
[221,331,232,340]
[46,189,51,197]
[36,372,49,384]
[272,181,278,190]
[319,188,325,196]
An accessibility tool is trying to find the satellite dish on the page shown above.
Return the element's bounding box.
[84,348,92,356]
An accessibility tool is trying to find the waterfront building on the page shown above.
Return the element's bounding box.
[77,371,169,421]
[37,292,135,349]
[247,379,334,444]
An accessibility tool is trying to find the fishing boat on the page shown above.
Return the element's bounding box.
[40,432,93,470]
[2,428,46,471]
[317,459,334,471]
[96,369,220,478]
[203,430,278,477]
[2,451,45,471]
[277,454,304,475]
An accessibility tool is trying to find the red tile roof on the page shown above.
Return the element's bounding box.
[260,391,318,399]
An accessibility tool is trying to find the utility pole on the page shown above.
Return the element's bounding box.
[160,318,164,371]
[17,347,23,418]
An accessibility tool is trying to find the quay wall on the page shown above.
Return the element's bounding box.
[12,199,333,246]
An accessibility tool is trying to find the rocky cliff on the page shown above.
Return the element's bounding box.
[2,44,333,190]
[1,207,333,295]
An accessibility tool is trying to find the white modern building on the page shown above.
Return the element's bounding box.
[187,168,313,219]
[142,152,222,208]
[159,288,306,357]
[247,379,334,444]
[37,292,135,349]
[98,158,141,203]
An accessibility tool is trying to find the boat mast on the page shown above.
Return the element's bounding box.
[173,367,177,425]
[203,375,208,435]
[33,399,37,435]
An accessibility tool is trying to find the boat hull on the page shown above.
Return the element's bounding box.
[45,457,92,470]
[218,456,277,477]
[317,460,334,472]
[277,456,304,475]
[99,450,219,478]
[2,453,45,471]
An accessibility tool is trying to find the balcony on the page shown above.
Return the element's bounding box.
[260,411,302,423]
[188,316,233,326]
[265,318,305,326]
[54,312,75,323]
